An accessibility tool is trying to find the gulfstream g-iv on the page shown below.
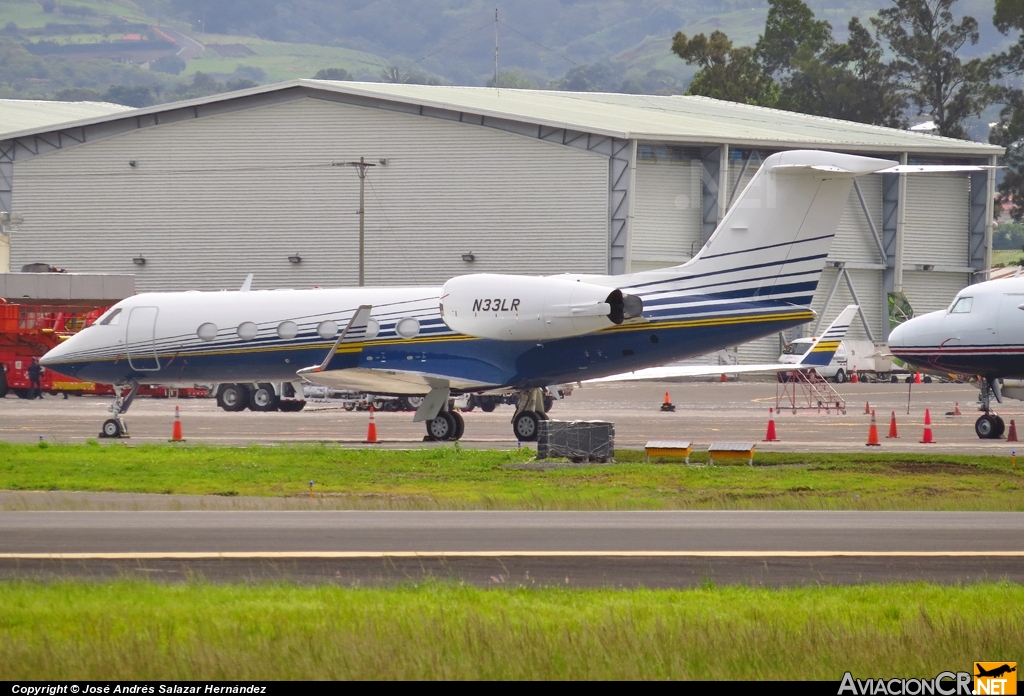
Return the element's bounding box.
[41,150,900,441]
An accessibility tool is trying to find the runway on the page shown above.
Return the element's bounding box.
[3,510,1023,586]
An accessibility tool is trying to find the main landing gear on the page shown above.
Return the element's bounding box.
[511,388,549,442]
[99,381,139,438]
[975,378,1006,440]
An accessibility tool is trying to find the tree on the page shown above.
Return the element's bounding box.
[151,54,186,75]
[871,0,993,139]
[781,18,908,127]
[755,0,833,78]
[103,85,154,107]
[548,64,619,92]
[991,0,1024,219]
[671,30,779,106]
[313,68,352,81]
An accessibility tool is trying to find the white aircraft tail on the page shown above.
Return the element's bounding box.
[630,151,896,306]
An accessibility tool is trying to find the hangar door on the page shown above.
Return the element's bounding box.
[630,145,702,272]
[901,174,971,317]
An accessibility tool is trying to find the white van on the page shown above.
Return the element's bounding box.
[778,338,890,383]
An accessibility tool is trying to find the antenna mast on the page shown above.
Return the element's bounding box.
[493,8,499,87]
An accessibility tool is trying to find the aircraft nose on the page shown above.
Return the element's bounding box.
[40,336,73,367]
[887,321,907,348]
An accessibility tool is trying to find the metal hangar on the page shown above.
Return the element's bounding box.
[0,81,1003,361]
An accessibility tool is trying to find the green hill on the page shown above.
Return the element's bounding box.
[0,0,1012,104]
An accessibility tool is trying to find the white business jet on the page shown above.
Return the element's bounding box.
[889,276,1024,439]
[42,150,910,441]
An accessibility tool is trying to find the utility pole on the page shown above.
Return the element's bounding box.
[494,8,499,88]
[333,157,376,286]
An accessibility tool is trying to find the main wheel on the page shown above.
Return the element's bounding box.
[426,411,456,441]
[512,410,540,442]
[249,383,279,411]
[833,369,846,384]
[976,415,999,439]
[100,418,122,438]
[402,395,424,411]
[218,383,249,412]
[450,410,465,440]
[994,415,1006,439]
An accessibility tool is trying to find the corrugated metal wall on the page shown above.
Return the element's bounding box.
[12,97,609,291]
[904,175,969,267]
[902,270,969,314]
[630,159,701,272]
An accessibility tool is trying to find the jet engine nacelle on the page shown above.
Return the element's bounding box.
[440,274,643,341]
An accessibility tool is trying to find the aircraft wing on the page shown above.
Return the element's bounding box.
[587,305,859,384]
[297,366,493,394]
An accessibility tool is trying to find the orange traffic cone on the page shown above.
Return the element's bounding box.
[365,405,379,444]
[720,373,728,383]
[954,402,962,416]
[170,405,183,442]
[886,411,899,439]
[850,371,859,383]
[915,372,922,384]
[1009,420,1018,443]
[920,408,935,443]
[764,408,779,442]
[866,409,880,446]
[864,401,871,415]
[660,391,676,412]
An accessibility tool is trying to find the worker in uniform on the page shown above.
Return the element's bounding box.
[27,357,43,399]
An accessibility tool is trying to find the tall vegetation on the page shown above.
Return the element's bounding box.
[672,0,994,136]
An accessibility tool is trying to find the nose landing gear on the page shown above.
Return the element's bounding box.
[99,381,139,439]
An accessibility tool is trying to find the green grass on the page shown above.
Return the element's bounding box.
[2,443,1024,510]
[991,249,1024,267]
[186,34,388,81]
[0,581,1019,679]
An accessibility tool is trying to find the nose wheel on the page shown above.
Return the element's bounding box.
[99,382,139,439]
[100,417,128,439]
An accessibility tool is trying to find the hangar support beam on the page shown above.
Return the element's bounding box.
[968,160,996,281]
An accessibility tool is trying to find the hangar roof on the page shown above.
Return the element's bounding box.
[316,81,1001,156]
[0,99,133,138]
[0,80,1002,157]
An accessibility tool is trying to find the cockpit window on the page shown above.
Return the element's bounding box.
[949,297,973,314]
[98,308,122,325]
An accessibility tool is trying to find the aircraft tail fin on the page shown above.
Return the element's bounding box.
[661,151,896,307]
[798,305,858,367]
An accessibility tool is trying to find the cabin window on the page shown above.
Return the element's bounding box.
[197,322,218,341]
[365,319,380,339]
[277,321,298,340]
[395,317,420,339]
[950,297,973,314]
[98,308,122,326]
[316,320,338,340]
[237,322,258,340]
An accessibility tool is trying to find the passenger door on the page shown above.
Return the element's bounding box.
[126,306,161,371]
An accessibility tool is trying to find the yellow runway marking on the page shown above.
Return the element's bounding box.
[3,551,1024,560]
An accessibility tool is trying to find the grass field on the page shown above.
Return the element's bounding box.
[0,581,1018,680]
[2,443,1023,510]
